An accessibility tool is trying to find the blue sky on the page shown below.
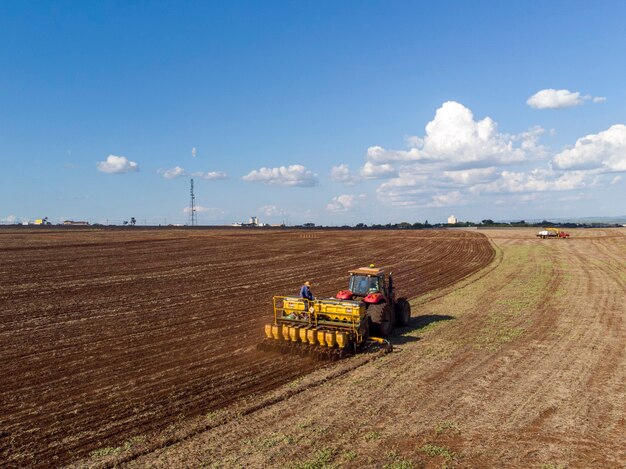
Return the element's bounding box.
[1,0,625,225]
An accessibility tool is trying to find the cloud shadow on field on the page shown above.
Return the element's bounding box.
[391,314,455,345]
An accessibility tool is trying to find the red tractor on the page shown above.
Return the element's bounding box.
[335,266,411,337]
[536,228,570,239]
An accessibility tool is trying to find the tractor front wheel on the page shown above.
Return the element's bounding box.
[368,303,394,337]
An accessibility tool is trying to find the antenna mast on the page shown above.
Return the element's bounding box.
[189,178,197,226]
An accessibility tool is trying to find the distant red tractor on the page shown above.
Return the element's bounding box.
[335,266,411,336]
[536,228,570,239]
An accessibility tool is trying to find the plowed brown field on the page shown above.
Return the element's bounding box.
[104,228,624,469]
[0,228,494,468]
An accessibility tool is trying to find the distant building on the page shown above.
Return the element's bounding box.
[63,220,90,226]
[234,216,265,227]
[447,215,458,225]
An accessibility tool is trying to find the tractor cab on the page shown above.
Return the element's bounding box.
[349,270,383,296]
[336,266,393,304]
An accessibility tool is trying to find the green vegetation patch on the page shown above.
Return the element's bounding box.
[407,244,552,352]
[474,245,553,350]
[420,443,456,460]
[289,447,337,469]
[90,446,122,458]
[90,435,146,459]
[476,325,527,349]
[435,420,460,435]
[260,432,293,448]
[384,450,415,469]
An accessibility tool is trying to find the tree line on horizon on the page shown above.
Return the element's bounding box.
[295,219,623,229]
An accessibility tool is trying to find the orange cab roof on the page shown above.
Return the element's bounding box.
[349,267,384,276]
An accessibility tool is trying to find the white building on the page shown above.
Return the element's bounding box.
[234,216,263,227]
[447,215,458,225]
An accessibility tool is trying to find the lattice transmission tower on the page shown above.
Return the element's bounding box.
[188,178,197,226]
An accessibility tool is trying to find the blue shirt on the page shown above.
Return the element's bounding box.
[300,285,313,300]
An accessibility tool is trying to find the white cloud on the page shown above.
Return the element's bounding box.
[376,176,430,207]
[160,166,186,179]
[96,155,139,174]
[242,164,318,187]
[378,165,601,206]
[376,175,466,207]
[365,145,420,164]
[527,89,605,109]
[191,147,197,158]
[331,164,360,185]
[377,173,430,192]
[472,169,596,194]
[193,205,213,213]
[346,100,625,210]
[259,205,285,217]
[159,167,227,180]
[442,167,498,185]
[364,102,561,207]
[183,205,225,218]
[367,102,534,168]
[553,124,626,172]
[427,191,464,208]
[513,125,550,159]
[360,161,398,179]
[326,194,366,212]
[191,171,228,180]
[517,193,543,202]
[417,101,528,165]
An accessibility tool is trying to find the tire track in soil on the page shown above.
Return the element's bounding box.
[409,230,626,467]
[0,228,493,468]
[471,233,626,467]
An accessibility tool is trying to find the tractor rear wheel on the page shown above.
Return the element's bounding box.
[368,303,394,337]
[395,298,411,327]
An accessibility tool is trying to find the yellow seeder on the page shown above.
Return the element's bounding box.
[258,295,391,360]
